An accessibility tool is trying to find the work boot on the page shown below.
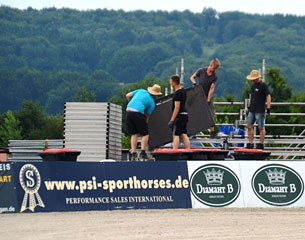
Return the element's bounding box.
[246,143,254,149]
[210,131,217,139]
[130,152,138,161]
[256,143,264,150]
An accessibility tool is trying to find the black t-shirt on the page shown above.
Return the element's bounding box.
[172,88,187,114]
[195,67,218,97]
[249,81,270,113]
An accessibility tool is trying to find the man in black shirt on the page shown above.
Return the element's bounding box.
[246,70,272,149]
[168,75,190,149]
[190,58,221,138]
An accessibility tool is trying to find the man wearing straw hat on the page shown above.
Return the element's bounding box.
[246,70,272,150]
[126,84,162,161]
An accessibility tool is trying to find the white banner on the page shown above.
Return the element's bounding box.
[188,160,305,209]
[240,161,305,208]
[187,161,244,208]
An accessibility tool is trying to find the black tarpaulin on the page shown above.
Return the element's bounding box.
[148,85,214,148]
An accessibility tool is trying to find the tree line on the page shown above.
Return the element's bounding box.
[1,6,305,114]
[1,6,305,147]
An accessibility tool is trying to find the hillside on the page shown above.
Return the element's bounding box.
[1,6,305,113]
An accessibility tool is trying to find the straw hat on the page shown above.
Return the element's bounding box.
[147,84,162,96]
[247,70,261,80]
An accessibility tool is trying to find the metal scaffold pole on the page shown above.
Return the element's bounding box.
[262,59,266,82]
[181,58,184,86]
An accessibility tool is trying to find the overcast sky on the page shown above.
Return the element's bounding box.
[1,0,305,16]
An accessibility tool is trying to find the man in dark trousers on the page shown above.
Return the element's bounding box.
[168,75,190,149]
[190,58,221,138]
[246,69,272,149]
[126,84,162,160]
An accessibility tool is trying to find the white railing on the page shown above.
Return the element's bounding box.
[195,101,305,160]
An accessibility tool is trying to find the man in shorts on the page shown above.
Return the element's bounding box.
[126,84,162,160]
[168,75,190,149]
[190,58,221,138]
[246,69,272,149]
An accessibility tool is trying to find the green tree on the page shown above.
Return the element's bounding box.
[266,68,292,102]
[14,101,64,140]
[0,111,22,147]
[16,101,46,139]
[40,115,64,139]
[278,92,305,136]
[86,70,120,102]
[264,68,293,135]
[2,6,305,115]
[75,86,96,102]
[121,133,131,149]
[190,35,202,56]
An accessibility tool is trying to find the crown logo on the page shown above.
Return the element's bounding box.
[204,168,224,185]
[265,168,286,185]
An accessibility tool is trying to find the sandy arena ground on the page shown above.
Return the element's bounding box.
[1,208,305,240]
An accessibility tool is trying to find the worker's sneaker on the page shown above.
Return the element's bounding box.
[256,143,264,150]
[130,152,138,161]
[139,151,149,161]
[246,143,254,149]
